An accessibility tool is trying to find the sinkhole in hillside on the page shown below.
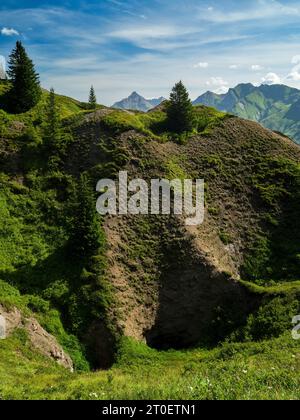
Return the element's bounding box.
[145,328,200,351]
[142,269,254,351]
[141,270,221,351]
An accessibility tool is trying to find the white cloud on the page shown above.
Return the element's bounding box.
[261,72,281,85]
[1,27,19,36]
[54,56,104,70]
[206,76,228,86]
[108,22,253,52]
[206,77,229,94]
[291,55,300,65]
[193,62,208,69]
[287,56,300,81]
[202,0,300,23]
[2,5,300,103]
[287,70,300,81]
[109,26,180,41]
[0,55,5,77]
[215,85,229,94]
[251,64,264,71]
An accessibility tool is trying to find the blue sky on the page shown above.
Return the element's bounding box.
[1,0,300,105]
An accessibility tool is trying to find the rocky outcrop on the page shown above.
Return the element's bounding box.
[113,92,165,112]
[0,304,73,371]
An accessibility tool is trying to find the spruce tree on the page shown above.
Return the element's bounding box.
[167,81,196,133]
[88,85,97,109]
[7,41,41,113]
[43,88,61,152]
[70,173,103,258]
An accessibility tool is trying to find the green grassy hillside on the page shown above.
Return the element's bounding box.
[0,86,300,400]
[194,83,300,144]
[1,331,299,400]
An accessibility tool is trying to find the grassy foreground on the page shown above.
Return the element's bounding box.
[0,332,299,400]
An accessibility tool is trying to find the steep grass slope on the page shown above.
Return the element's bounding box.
[0,86,300,399]
[194,83,300,144]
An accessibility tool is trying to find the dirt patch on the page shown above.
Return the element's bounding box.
[99,119,299,349]
[73,113,299,353]
[83,108,114,123]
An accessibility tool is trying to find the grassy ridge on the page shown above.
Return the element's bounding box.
[0,84,300,399]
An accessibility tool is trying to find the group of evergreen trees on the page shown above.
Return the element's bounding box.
[2,41,101,259]
[5,41,98,114]
[2,41,197,288]
[5,40,194,133]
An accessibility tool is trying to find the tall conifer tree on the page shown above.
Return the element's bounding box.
[7,41,41,113]
[167,81,196,133]
[88,86,97,109]
[43,88,61,151]
[70,173,103,258]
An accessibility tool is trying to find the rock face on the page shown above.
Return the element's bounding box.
[0,304,73,371]
[113,92,165,112]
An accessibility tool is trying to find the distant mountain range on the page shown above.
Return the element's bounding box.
[194,83,300,144]
[112,84,300,144]
[113,91,166,112]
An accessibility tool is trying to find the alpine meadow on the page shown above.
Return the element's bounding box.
[0,0,300,404]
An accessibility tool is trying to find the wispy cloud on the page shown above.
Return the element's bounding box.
[201,0,300,23]
[105,0,147,19]
[287,56,300,81]
[108,25,181,41]
[1,27,19,36]
[251,64,264,71]
[1,1,300,104]
[193,62,208,69]
[206,77,229,94]
[262,72,281,84]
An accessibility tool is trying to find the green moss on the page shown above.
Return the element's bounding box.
[208,207,220,216]
[99,106,228,143]
[242,296,299,341]
[0,279,25,310]
[101,111,145,134]
[194,105,230,134]
[219,230,233,245]
[164,156,188,179]
[243,157,300,283]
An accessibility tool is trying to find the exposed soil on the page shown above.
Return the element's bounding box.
[68,112,300,359]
